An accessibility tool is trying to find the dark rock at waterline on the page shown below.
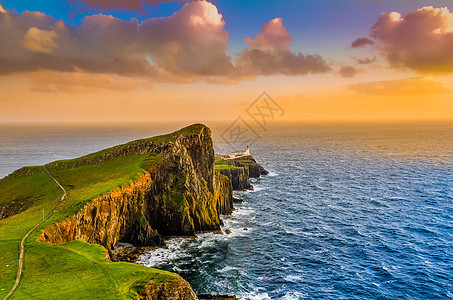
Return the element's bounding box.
[233,197,243,203]
[198,294,240,300]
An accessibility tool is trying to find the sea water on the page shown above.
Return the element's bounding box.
[1,122,452,299]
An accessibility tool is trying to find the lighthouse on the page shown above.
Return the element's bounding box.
[245,146,250,155]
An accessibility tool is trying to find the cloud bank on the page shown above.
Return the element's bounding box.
[0,2,331,83]
[0,2,232,80]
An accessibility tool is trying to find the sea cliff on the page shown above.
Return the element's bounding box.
[38,124,233,247]
[34,124,236,298]
[0,124,265,299]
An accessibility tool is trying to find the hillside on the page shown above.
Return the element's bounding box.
[0,124,232,299]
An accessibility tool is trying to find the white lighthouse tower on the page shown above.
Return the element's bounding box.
[245,146,250,155]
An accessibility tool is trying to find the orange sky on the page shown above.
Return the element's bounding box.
[1,70,452,123]
[1,2,453,123]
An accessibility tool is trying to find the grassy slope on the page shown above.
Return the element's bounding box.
[0,125,205,299]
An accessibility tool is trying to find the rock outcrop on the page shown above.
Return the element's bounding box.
[216,155,268,190]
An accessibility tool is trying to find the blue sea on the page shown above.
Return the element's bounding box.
[1,122,452,299]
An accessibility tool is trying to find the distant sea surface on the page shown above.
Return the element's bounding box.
[1,121,452,299]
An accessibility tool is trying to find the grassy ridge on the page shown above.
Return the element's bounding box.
[0,124,206,299]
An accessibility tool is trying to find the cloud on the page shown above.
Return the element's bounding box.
[362,6,453,73]
[244,17,292,52]
[71,0,188,12]
[338,65,362,78]
[352,56,376,65]
[23,27,58,53]
[0,1,234,80]
[236,18,330,76]
[0,3,331,83]
[349,77,451,96]
[28,70,152,93]
[351,37,375,48]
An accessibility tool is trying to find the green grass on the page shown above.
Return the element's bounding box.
[0,124,206,299]
[214,155,243,170]
[214,165,243,170]
[12,241,179,299]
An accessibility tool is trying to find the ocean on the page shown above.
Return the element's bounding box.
[1,121,452,299]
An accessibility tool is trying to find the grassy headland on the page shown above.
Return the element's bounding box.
[0,125,206,299]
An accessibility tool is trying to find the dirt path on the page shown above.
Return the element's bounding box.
[3,166,66,300]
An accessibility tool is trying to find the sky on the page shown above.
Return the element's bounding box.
[1,0,453,123]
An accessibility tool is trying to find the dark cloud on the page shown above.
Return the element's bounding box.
[352,56,376,65]
[338,65,362,78]
[351,37,375,48]
[70,0,188,12]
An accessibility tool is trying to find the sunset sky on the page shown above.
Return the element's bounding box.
[1,0,453,123]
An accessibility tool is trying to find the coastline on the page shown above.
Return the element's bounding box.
[0,124,268,299]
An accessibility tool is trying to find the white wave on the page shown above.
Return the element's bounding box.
[218,265,237,273]
[249,185,267,192]
[198,237,218,249]
[284,274,303,283]
[239,292,271,300]
[221,222,253,237]
[136,237,187,267]
[267,171,279,177]
[282,291,307,300]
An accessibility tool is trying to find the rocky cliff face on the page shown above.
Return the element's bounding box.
[217,156,268,191]
[216,168,252,190]
[38,173,161,248]
[242,157,269,178]
[39,125,233,248]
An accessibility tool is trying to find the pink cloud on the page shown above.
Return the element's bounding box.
[244,17,292,52]
[236,18,330,76]
[363,6,453,73]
